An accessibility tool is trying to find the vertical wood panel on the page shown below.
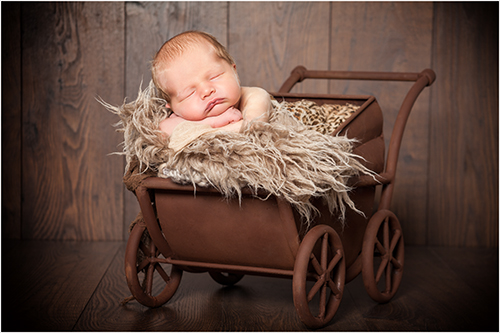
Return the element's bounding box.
[428,3,498,247]
[1,3,22,239]
[123,2,229,236]
[12,2,498,246]
[228,2,330,93]
[328,3,433,245]
[22,3,125,240]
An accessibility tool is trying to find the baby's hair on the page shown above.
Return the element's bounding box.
[151,31,235,102]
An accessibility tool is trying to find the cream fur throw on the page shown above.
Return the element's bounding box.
[100,81,374,225]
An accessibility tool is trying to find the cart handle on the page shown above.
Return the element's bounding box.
[278,66,436,210]
[278,66,435,93]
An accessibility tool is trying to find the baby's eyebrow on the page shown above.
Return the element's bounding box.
[209,62,224,73]
[210,70,224,77]
[176,90,188,99]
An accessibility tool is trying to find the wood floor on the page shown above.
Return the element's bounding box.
[2,240,498,331]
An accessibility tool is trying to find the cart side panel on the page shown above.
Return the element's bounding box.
[155,191,298,270]
[351,135,385,174]
[336,97,384,162]
[153,94,385,275]
[277,93,385,269]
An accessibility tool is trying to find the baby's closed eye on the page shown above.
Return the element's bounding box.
[179,90,195,101]
[210,72,223,80]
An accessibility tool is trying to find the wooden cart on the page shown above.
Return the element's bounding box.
[124,67,435,328]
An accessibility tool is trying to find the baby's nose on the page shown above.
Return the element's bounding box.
[201,84,215,98]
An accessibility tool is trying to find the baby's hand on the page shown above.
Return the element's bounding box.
[209,107,242,128]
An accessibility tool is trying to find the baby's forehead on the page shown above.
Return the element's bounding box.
[169,39,214,60]
[161,48,225,92]
[168,44,224,71]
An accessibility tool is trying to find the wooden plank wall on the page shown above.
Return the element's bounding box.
[16,3,125,241]
[2,2,497,247]
[428,3,499,247]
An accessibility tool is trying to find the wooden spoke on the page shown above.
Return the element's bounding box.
[327,250,343,274]
[136,258,149,273]
[384,262,392,293]
[318,285,327,319]
[307,279,324,302]
[145,263,155,295]
[321,233,328,270]
[375,238,386,255]
[328,280,341,297]
[391,256,403,269]
[310,253,323,276]
[389,229,401,253]
[383,218,390,250]
[375,258,389,283]
[156,264,171,283]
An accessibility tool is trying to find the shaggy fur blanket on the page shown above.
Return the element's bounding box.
[101,81,374,225]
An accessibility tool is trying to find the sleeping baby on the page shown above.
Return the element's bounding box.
[151,31,272,138]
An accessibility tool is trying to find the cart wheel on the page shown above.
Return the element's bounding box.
[362,209,404,303]
[293,225,345,328]
[125,224,182,307]
[209,271,244,286]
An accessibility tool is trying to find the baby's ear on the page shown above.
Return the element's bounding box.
[165,102,171,109]
[232,64,241,84]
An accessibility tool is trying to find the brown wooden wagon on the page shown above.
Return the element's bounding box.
[124,67,435,328]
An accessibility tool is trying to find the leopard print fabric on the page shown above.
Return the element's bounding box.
[167,98,359,135]
[278,99,359,135]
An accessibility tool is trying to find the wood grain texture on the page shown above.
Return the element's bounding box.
[2,240,121,331]
[429,246,498,314]
[327,2,433,245]
[75,243,368,331]
[9,242,489,331]
[347,247,496,331]
[75,244,301,331]
[1,2,22,239]
[8,2,499,246]
[229,2,330,93]
[21,3,125,240]
[428,3,499,246]
[122,2,229,238]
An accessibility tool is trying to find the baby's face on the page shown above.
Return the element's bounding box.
[159,42,241,121]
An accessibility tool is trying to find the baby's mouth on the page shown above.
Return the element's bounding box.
[205,98,223,113]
